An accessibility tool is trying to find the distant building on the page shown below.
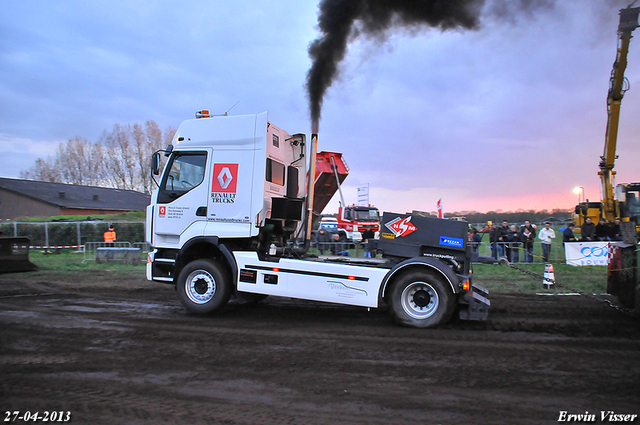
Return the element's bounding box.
[0,178,150,220]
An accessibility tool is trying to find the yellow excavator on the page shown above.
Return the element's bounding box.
[574,4,640,233]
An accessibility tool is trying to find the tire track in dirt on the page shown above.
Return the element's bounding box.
[2,274,639,424]
[2,293,639,358]
[4,378,442,425]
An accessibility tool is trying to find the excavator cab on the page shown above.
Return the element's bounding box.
[617,183,640,226]
[573,201,603,227]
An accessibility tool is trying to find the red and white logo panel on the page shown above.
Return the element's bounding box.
[212,164,238,193]
[385,216,417,238]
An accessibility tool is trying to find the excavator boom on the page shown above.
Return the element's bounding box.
[599,5,639,222]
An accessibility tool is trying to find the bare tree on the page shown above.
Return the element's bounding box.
[132,123,150,194]
[147,121,163,151]
[87,141,107,187]
[55,137,91,185]
[20,119,174,193]
[140,121,168,194]
[102,123,138,191]
[20,157,58,182]
[163,125,176,147]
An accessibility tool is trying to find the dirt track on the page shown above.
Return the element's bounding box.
[1,269,639,425]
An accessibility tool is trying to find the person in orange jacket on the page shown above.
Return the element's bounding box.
[104,225,116,246]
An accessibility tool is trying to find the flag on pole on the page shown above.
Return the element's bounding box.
[437,198,443,218]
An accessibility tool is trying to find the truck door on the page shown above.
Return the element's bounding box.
[154,150,209,240]
[204,148,256,238]
[343,207,354,231]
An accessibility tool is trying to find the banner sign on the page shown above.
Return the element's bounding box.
[357,185,369,206]
[564,242,610,266]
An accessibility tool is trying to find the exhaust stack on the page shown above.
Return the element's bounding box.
[304,132,319,245]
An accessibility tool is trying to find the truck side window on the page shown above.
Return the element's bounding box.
[159,152,207,202]
[266,158,285,186]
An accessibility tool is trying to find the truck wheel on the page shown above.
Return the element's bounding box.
[177,259,231,314]
[389,270,455,328]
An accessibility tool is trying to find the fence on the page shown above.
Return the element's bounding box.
[310,240,566,263]
[310,240,364,257]
[3,221,568,263]
[0,221,146,249]
[470,241,566,263]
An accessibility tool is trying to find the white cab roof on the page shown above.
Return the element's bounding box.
[172,112,269,150]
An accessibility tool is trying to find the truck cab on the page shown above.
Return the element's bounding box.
[337,205,380,239]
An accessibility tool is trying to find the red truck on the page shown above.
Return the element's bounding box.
[337,204,380,239]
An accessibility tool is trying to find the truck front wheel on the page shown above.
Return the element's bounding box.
[389,270,455,328]
[177,259,231,314]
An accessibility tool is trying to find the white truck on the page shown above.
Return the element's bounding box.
[146,111,490,327]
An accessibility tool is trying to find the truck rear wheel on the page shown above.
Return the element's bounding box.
[389,270,455,328]
[177,259,231,314]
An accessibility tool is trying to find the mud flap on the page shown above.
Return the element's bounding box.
[459,283,490,321]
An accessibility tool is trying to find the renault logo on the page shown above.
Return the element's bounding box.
[217,167,233,189]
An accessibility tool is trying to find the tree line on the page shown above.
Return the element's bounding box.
[322,208,572,227]
[445,209,572,226]
[20,121,176,195]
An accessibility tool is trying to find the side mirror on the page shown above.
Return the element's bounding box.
[151,152,160,176]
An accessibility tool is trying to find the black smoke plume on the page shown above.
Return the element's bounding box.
[306,0,486,132]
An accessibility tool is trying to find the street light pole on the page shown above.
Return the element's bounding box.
[573,186,585,203]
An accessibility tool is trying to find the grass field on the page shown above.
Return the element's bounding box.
[16,250,146,280]
[14,249,609,296]
[471,263,607,294]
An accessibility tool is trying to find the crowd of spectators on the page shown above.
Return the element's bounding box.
[475,220,540,263]
[314,215,625,261]
[469,217,624,263]
[579,217,623,241]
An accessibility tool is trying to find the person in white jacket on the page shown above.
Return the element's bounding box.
[538,222,556,263]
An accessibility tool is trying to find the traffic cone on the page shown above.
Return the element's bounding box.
[543,263,554,290]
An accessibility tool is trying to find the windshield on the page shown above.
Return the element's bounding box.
[162,153,206,192]
[353,208,379,221]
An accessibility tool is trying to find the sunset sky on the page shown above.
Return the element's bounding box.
[1,1,639,215]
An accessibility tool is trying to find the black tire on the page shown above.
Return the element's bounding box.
[176,259,231,314]
[388,270,456,328]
